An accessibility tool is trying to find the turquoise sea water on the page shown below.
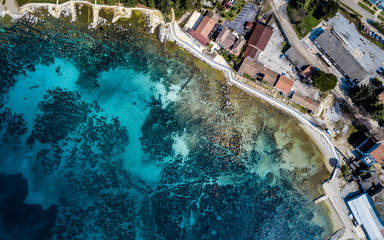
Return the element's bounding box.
[0,7,333,239]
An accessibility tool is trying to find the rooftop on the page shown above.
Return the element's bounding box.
[188,29,210,46]
[275,75,294,94]
[195,15,216,38]
[379,92,384,105]
[291,92,320,113]
[367,142,384,164]
[238,58,279,86]
[243,45,259,60]
[347,193,384,240]
[216,26,237,50]
[285,47,309,70]
[248,23,273,51]
[314,29,367,82]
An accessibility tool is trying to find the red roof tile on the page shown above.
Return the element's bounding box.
[379,92,384,105]
[244,45,258,59]
[195,16,215,38]
[246,21,254,29]
[188,29,210,46]
[248,23,273,51]
[370,142,384,164]
[275,75,294,93]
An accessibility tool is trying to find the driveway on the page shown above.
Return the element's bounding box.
[223,3,259,36]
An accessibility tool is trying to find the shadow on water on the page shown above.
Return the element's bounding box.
[0,173,57,240]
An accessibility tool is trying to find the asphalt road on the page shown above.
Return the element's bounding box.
[339,0,380,21]
[269,0,327,71]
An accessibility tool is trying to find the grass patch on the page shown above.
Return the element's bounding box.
[379,15,384,22]
[295,9,322,38]
[16,0,67,7]
[262,0,271,14]
[381,10,384,16]
[282,41,290,53]
[358,2,376,14]
[363,0,373,7]
[217,0,246,21]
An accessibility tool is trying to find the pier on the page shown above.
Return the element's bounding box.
[313,194,329,204]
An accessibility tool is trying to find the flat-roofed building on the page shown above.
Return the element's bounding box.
[238,57,278,86]
[347,193,384,240]
[314,29,367,82]
[275,75,294,94]
[183,11,203,31]
[291,92,320,114]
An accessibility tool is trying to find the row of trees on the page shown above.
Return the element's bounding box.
[350,81,384,125]
[119,0,198,17]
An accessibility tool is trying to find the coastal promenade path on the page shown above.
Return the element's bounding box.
[169,9,340,172]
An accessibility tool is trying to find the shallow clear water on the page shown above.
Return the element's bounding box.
[0,8,332,240]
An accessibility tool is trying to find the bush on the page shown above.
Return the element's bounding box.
[341,164,349,176]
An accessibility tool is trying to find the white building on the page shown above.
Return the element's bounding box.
[347,193,384,240]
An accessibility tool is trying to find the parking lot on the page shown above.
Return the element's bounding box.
[327,13,384,79]
[223,3,259,36]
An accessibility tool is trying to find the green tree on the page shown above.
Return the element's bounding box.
[341,164,349,176]
[311,71,337,92]
[147,0,155,8]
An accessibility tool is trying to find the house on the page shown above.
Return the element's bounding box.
[378,91,384,105]
[243,45,259,60]
[183,11,203,31]
[195,13,216,39]
[347,193,384,240]
[291,92,320,114]
[301,65,314,78]
[274,75,294,94]
[243,23,273,61]
[231,37,246,56]
[361,142,384,166]
[216,27,237,49]
[238,57,279,86]
[245,21,254,30]
[285,47,309,70]
[247,23,273,51]
[215,27,246,56]
[188,29,210,46]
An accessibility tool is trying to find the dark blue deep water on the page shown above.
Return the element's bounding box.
[0,7,332,240]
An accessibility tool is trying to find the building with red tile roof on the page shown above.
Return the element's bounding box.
[245,21,254,30]
[238,58,279,86]
[291,92,320,114]
[378,91,384,105]
[195,15,216,38]
[363,142,384,166]
[248,23,273,51]
[188,29,210,46]
[243,45,259,60]
[274,75,294,94]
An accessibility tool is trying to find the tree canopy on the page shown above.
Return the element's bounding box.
[311,71,337,92]
[350,85,384,125]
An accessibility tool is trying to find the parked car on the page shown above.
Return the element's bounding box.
[326,129,331,134]
[333,128,339,134]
